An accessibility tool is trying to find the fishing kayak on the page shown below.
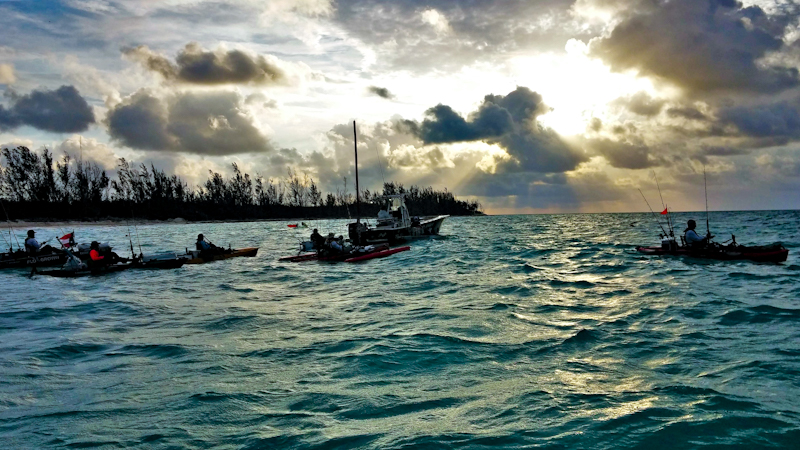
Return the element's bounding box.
[280,244,394,263]
[0,249,69,269]
[344,246,410,262]
[33,254,187,277]
[636,243,788,263]
[34,262,135,277]
[135,256,187,269]
[183,247,259,264]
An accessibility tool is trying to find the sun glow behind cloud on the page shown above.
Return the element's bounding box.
[511,39,655,136]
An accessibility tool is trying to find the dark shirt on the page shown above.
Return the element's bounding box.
[310,232,325,247]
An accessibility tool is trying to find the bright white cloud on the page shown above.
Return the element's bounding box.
[0,64,15,84]
[420,9,451,35]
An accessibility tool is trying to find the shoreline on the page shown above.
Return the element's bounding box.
[4,217,309,229]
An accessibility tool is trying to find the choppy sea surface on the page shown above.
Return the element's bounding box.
[1,211,799,449]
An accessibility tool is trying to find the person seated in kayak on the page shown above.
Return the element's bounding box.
[88,241,107,268]
[336,235,350,252]
[328,233,344,253]
[196,234,222,256]
[684,220,712,247]
[310,229,326,250]
[24,230,53,254]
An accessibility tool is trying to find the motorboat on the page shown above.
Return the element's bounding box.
[348,194,448,245]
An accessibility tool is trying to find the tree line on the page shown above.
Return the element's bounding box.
[0,146,482,221]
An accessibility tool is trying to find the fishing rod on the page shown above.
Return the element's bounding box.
[653,172,674,237]
[0,199,21,250]
[124,216,136,260]
[703,165,711,240]
[638,189,669,237]
[0,225,11,252]
[0,203,11,250]
[354,121,360,225]
[130,208,143,257]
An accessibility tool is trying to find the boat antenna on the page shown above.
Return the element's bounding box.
[638,189,669,237]
[653,171,674,237]
[353,121,360,224]
[0,199,21,250]
[342,176,351,219]
[703,165,710,238]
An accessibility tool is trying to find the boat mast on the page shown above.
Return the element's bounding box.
[354,121,360,224]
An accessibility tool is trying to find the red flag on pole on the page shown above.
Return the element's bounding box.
[660,207,668,215]
[59,232,75,247]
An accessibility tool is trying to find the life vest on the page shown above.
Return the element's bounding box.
[89,249,104,261]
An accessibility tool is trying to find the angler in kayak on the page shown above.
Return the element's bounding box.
[24,230,54,254]
[196,234,223,258]
[684,220,712,247]
[88,241,107,268]
[329,234,345,253]
[310,229,325,250]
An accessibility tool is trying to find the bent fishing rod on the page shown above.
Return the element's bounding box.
[638,189,669,237]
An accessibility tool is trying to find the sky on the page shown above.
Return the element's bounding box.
[1,0,799,214]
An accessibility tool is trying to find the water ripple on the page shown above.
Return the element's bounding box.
[0,212,798,448]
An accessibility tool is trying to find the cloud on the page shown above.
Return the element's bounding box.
[331,0,590,72]
[123,43,291,86]
[367,85,394,99]
[612,91,664,116]
[586,137,658,169]
[408,86,587,173]
[717,97,800,140]
[589,0,799,94]
[260,0,334,17]
[54,135,120,171]
[666,106,709,121]
[0,85,95,133]
[420,8,451,35]
[105,89,273,155]
[0,64,15,84]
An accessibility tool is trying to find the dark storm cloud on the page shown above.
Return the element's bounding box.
[701,145,749,156]
[717,98,800,140]
[667,106,708,121]
[0,85,94,133]
[612,91,664,116]
[587,138,657,169]
[590,0,799,94]
[124,43,288,86]
[105,89,272,155]
[105,91,174,150]
[409,87,586,173]
[367,86,394,99]
[332,0,591,72]
[0,106,21,132]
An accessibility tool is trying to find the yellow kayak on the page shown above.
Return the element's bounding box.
[184,247,259,264]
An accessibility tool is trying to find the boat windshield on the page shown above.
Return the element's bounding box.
[389,197,403,211]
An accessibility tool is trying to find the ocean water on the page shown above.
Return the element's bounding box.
[1,211,798,449]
